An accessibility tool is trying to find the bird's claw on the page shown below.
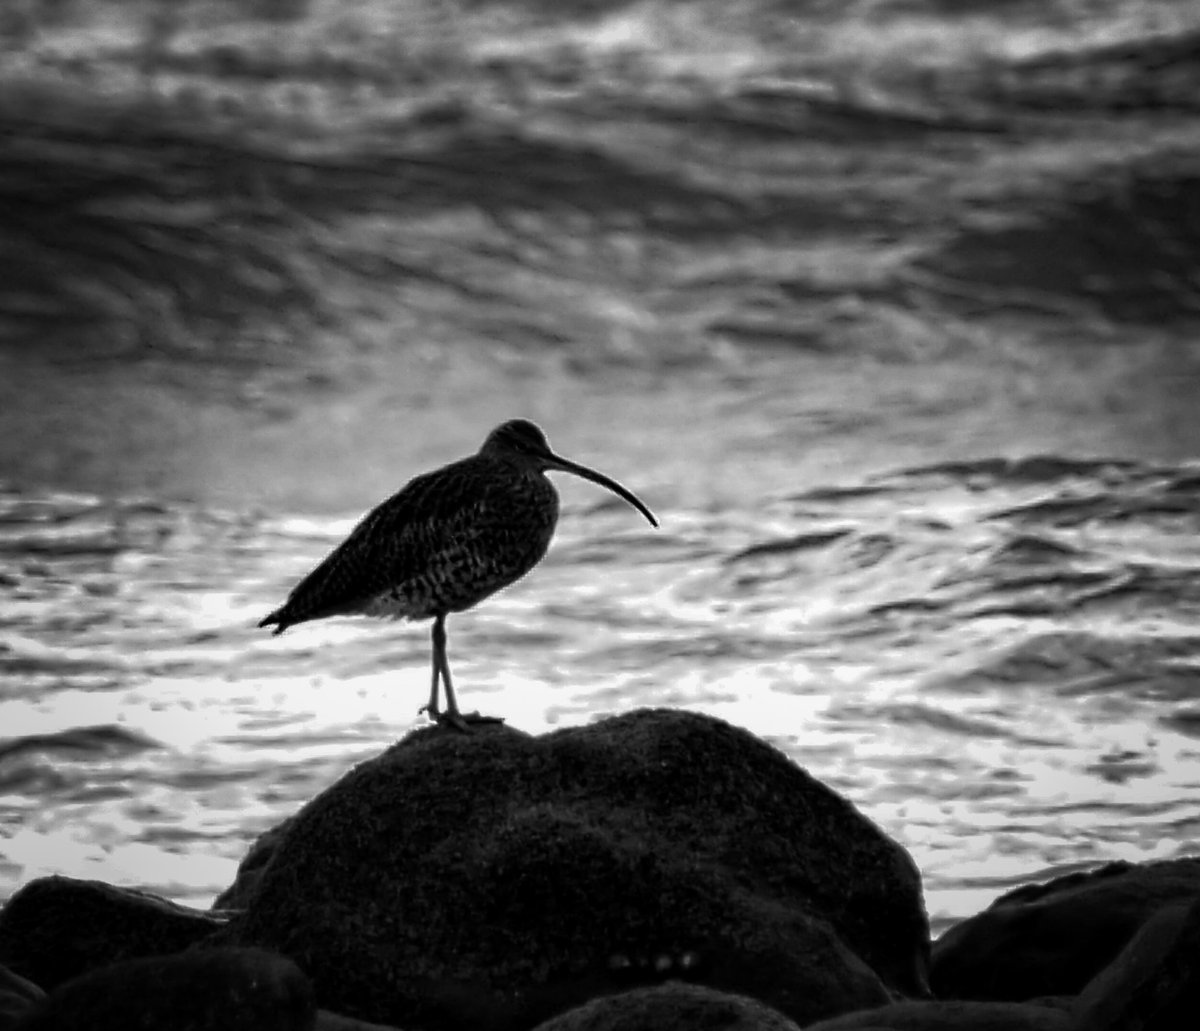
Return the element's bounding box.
[459,711,505,726]
[418,704,504,733]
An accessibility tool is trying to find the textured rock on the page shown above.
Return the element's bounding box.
[11,947,313,1031]
[0,964,43,1031]
[313,1011,405,1031]
[931,858,1200,1001]
[803,999,1073,1030]
[527,982,801,1031]
[214,708,926,1029]
[212,816,296,912]
[1073,894,1200,1030]
[0,877,224,990]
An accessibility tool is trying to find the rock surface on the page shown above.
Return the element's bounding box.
[213,708,926,1029]
[803,999,1073,1030]
[0,964,43,1031]
[212,816,296,912]
[0,876,224,991]
[313,1011,405,1031]
[931,857,1200,1000]
[1072,894,1200,1031]
[10,947,313,1031]
[527,981,802,1031]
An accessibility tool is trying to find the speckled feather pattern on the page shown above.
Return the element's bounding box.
[262,453,559,631]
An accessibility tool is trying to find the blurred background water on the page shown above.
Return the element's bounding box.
[2,0,1200,935]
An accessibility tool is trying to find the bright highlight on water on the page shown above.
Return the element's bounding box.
[257,420,658,731]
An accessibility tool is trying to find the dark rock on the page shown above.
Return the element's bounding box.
[1073,894,1200,1030]
[11,947,313,1031]
[527,981,802,1030]
[313,1011,405,1031]
[803,998,1073,1030]
[0,876,224,990]
[931,858,1200,1000]
[212,816,296,911]
[0,964,43,1030]
[213,708,925,1029]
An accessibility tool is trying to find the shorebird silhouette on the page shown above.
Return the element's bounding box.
[259,420,657,730]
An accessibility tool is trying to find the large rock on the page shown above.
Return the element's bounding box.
[802,999,1073,1030]
[0,877,223,990]
[1072,894,1200,1030]
[313,1012,404,1031]
[527,982,801,1031]
[10,947,313,1031]
[0,964,42,1031]
[214,708,926,1029]
[212,816,295,912]
[931,858,1200,1000]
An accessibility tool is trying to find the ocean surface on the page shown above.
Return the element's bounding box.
[3,0,1200,938]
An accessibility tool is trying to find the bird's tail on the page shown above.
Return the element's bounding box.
[257,609,289,636]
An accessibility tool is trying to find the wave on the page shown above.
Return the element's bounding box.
[722,456,1200,710]
[910,156,1200,326]
[0,724,159,764]
[4,4,1198,374]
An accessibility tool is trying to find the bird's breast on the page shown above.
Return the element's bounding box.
[366,469,560,620]
[470,471,559,570]
[445,471,559,608]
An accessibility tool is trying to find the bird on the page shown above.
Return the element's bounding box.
[258,419,658,730]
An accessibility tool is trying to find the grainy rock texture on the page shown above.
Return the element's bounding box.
[931,858,1200,1000]
[313,1011,405,1031]
[212,816,296,912]
[526,981,802,1031]
[0,964,43,1031]
[802,998,1073,1030]
[1072,894,1200,1031]
[10,947,313,1031]
[213,708,926,1029]
[0,877,223,990]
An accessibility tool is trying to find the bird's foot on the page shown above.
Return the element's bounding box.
[457,710,505,726]
[419,705,505,733]
[438,710,505,733]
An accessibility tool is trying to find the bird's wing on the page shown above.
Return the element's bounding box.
[261,456,490,630]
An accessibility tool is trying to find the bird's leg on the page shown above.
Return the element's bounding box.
[427,614,503,732]
[418,614,445,722]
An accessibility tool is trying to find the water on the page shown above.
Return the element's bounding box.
[3,0,1200,940]
[4,383,1200,932]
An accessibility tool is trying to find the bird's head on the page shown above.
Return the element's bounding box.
[480,420,658,527]
[481,419,553,459]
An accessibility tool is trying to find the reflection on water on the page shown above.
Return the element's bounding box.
[3,446,1200,932]
[4,0,1200,940]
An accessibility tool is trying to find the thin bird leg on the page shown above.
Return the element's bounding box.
[432,615,503,731]
[425,614,470,732]
[420,614,445,721]
[435,616,463,724]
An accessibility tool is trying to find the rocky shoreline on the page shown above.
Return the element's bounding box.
[1,708,1196,1029]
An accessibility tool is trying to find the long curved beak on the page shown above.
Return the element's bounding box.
[545,453,659,527]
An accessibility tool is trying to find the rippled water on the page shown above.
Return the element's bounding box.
[4,440,1200,933]
[3,0,1200,941]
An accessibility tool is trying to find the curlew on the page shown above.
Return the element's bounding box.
[258,419,657,730]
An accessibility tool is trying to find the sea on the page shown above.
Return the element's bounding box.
[2,0,1200,938]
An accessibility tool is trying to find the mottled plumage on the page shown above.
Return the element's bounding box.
[259,419,657,729]
[261,455,559,630]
